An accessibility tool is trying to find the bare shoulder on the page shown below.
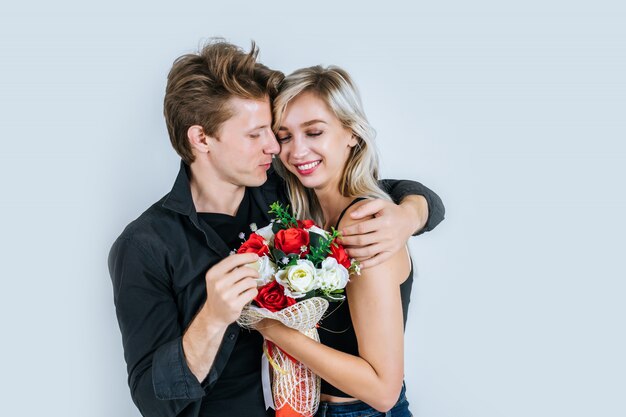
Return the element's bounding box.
[338,200,410,286]
[336,199,374,231]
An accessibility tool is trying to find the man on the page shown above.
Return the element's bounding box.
[109,40,444,417]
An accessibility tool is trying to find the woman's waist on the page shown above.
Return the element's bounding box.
[320,383,407,405]
[318,383,408,413]
[319,393,359,404]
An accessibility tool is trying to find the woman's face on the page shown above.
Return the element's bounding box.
[276,91,357,193]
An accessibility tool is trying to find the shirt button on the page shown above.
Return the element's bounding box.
[228,333,236,341]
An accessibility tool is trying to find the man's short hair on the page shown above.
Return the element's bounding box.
[164,39,284,164]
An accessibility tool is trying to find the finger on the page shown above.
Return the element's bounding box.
[341,216,385,237]
[218,253,260,272]
[345,243,384,260]
[213,266,259,290]
[222,276,258,300]
[358,252,393,269]
[236,285,259,305]
[340,228,392,247]
[232,276,258,295]
[226,266,260,285]
[348,199,387,220]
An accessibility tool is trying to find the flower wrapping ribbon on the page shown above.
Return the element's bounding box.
[238,297,329,417]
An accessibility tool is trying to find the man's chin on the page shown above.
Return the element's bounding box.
[245,173,268,188]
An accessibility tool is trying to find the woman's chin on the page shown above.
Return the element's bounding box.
[298,177,320,189]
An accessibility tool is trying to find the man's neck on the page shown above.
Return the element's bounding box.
[188,163,246,215]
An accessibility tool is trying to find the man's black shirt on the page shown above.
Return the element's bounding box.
[108,162,445,417]
[197,189,268,413]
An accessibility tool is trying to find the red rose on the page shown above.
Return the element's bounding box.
[274,228,310,257]
[237,233,269,256]
[297,219,316,229]
[254,281,296,312]
[329,242,351,269]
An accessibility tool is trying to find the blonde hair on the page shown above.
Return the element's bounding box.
[272,65,390,226]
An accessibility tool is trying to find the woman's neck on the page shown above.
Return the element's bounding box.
[315,187,354,230]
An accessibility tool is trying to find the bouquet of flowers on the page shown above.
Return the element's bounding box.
[236,202,359,417]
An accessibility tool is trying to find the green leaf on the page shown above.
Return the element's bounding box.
[271,248,287,264]
[319,291,345,302]
[268,201,298,229]
[272,221,285,234]
[287,254,300,266]
[309,231,327,252]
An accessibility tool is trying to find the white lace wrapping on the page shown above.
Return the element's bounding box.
[238,297,330,416]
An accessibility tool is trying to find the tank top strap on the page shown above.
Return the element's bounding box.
[335,197,368,229]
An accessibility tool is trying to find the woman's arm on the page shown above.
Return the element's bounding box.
[258,203,410,412]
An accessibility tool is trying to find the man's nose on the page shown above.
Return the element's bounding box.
[264,129,280,155]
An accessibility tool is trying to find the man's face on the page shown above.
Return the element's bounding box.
[207,96,279,187]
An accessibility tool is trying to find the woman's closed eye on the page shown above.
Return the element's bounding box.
[277,130,322,144]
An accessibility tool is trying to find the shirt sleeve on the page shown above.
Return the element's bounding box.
[379,179,446,235]
[108,236,205,417]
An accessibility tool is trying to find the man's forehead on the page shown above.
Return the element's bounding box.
[227,96,270,113]
[223,96,272,128]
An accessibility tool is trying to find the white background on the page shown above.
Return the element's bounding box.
[1,1,625,416]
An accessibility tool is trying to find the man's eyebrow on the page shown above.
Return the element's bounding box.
[249,124,270,132]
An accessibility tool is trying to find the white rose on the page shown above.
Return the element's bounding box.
[246,256,277,286]
[317,257,349,292]
[275,259,318,298]
[255,224,275,245]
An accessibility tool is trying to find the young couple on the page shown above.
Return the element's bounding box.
[109,39,444,417]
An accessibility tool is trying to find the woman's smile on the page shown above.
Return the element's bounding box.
[294,160,322,175]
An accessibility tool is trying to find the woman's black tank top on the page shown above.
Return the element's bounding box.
[318,198,413,397]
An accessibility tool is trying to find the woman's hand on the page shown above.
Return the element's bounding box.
[338,196,427,269]
[254,318,285,342]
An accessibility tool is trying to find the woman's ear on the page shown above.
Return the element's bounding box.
[348,134,359,148]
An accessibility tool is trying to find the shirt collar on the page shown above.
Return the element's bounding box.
[162,159,273,237]
[160,161,279,259]
[163,161,233,256]
[162,160,195,216]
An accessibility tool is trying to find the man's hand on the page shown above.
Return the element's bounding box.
[339,196,428,269]
[182,253,260,382]
[203,253,260,325]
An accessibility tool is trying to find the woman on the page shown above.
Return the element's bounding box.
[257,65,414,416]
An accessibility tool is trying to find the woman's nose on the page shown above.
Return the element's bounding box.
[290,136,309,159]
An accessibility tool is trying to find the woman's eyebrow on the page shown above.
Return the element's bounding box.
[278,119,327,131]
[301,119,327,127]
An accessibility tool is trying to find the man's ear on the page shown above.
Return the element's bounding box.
[187,125,213,154]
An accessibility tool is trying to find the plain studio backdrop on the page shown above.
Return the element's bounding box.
[1,1,624,416]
